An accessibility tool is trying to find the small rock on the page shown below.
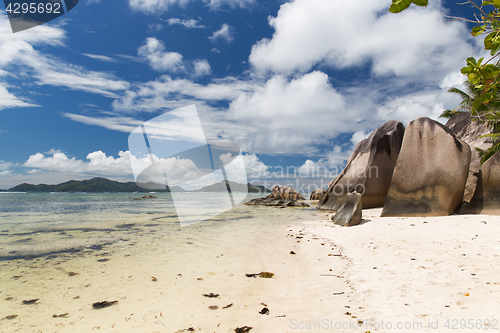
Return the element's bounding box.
[235,326,253,333]
[208,305,219,310]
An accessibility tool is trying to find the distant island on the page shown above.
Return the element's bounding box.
[7,177,184,193]
[4,177,271,193]
[195,180,271,194]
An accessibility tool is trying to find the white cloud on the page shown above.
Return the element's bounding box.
[350,131,370,146]
[62,113,143,132]
[242,153,269,179]
[0,170,13,177]
[377,91,447,124]
[167,18,205,28]
[82,53,116,62]
[129,0,193,13]
[225,71,367,154]
[0,161,15,171]
[193,59,212,77]
[110,75,259,112]
[24,151,137,176]
[209,24,234,43]
[0,13,129,100]
[0,84,38,110]
[206,0,254,9]
[21,150,212,189]
[128,0,254,13]
[138,37,184,72]
[249,0,476,79]
[138,37,212,77]
[298,146,351,178]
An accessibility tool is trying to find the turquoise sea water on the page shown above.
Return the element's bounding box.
[0,192,323,332]
[0,192,314,261]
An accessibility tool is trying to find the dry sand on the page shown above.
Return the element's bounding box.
[1,207,500,332]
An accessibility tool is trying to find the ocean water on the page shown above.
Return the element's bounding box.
[0,192,288,261]
[0,192,321,332]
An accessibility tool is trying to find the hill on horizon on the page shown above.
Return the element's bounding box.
[6,177,271,194]
[7,177,185,193]
[195,180,271,194]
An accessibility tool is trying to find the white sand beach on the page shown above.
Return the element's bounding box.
[1,206,500,332]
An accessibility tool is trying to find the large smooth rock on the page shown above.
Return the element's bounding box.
[460,150,500,215]
[445,112,494,202]
[381,117,471,217]
[331,192,362,227]
[310,188,326,200]
[317,120,405,210]
[268,185,305,200]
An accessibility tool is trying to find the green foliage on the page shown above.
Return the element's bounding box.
[391,0,500,165]
[389,0,428,13]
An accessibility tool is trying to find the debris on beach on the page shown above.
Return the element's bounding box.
[92,300,118,309]
[290,251,296,254]
[203,293,219,298]
[208,305,219,310]
[22,299,39,304]
[151,276,157,281]
[175,328,195,332]
[223,303,233,309]
[332,292,345,295]
[235,326,253,333]
[3,315,18,320]
[259,307,270,315]
[246,271,274,278]
[68,272,78,276]
[97,258,109,262]
[52,313,68,318]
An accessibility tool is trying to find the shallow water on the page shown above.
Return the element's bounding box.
[0,192,320,332]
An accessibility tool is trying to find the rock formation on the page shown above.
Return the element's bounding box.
[317,120,405,210]
[268,185,305,200]
[244,185,308,207]
[381,117,471,217]
[331,192,362,227]
[460,150,500,215]
[310,188,326,200]
[244,197,310,208]
[445,112,494,202]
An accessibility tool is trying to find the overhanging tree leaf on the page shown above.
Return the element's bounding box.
[412,0,428,6]
[389,0,412,13]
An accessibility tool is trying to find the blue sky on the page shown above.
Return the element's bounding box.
[0,0,485,190]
